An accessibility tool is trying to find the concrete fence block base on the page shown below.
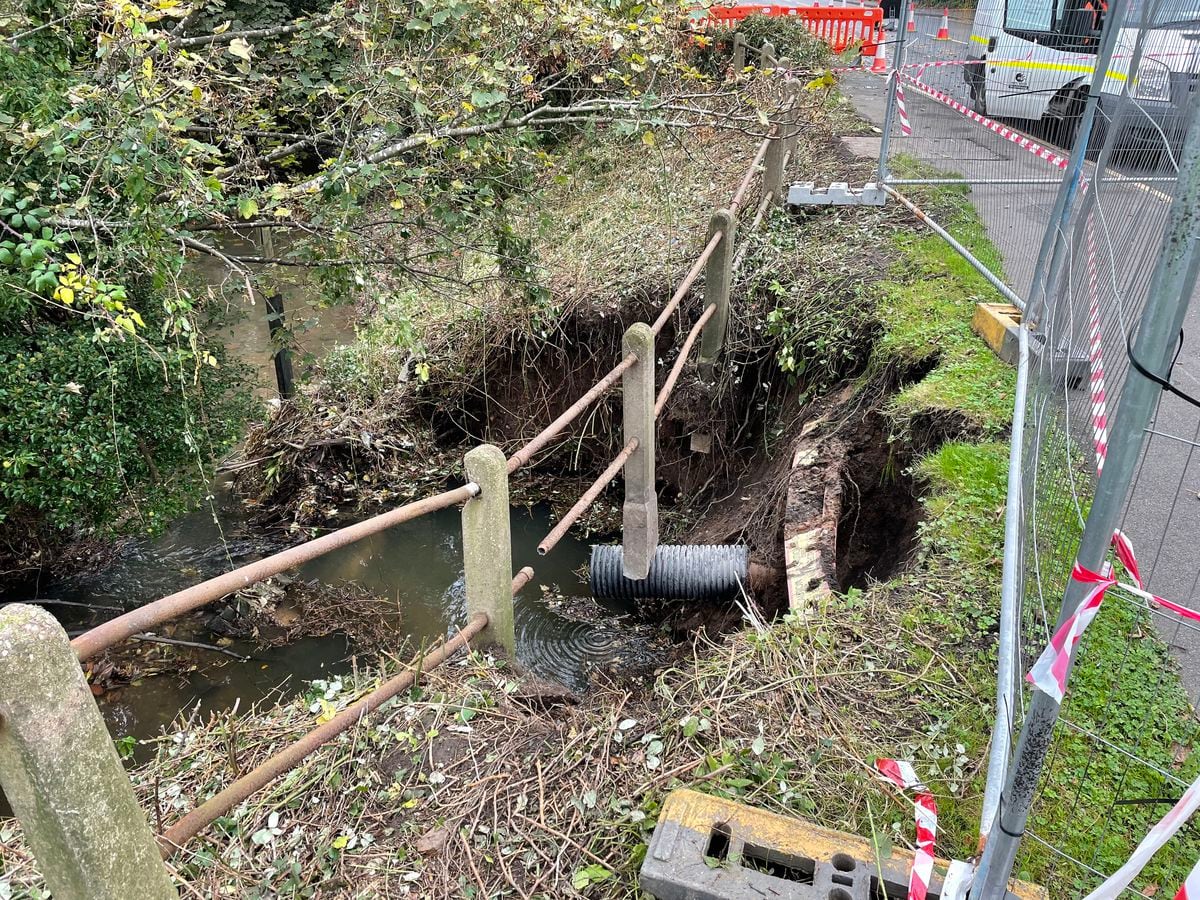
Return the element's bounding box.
[0,604,176,899]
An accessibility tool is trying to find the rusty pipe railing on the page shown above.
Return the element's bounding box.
[536,438,638,556]
[655,303,716,416]
[72,484,480,661]
[157,567,534,856]
[650,229,724,336]
[506,353,637,474]
[728,134,773,217]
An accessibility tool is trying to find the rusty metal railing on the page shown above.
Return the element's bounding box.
[10,48,801,886]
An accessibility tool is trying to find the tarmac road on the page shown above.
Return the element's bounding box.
[836,15,1200,704]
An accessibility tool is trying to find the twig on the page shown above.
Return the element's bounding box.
[130,634,252,661]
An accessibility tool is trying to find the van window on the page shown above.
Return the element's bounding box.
[1006,0,1054,30]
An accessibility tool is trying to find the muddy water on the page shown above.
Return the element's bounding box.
[4,234,644,759]
[193,230,358,399]
[22,478,631,754]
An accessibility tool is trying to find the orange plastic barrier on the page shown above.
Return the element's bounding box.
[691,4,883,55]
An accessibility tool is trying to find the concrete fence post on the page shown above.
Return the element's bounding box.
[462,444,515,655]
[731,31,746,71]
[698,208,736,380]
[0,604,176,900]
[621,323,659,580]
[763,122,786,208]
[761,40,777,70]
[783,78,800,162]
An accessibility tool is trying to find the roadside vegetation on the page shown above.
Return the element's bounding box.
[3,4,1197,900]
[0,0,755,574]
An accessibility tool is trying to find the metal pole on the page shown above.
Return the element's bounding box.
[877,0,912,185]
[979,310,1029,846]
[259,226,294,399]
[972,90,1200,900]
[882,185,1025,310]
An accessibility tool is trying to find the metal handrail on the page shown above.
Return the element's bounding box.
[72,483,481,660]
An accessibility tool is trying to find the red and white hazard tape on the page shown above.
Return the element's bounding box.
[896,73,1070,171]
[1176,857,1200,900]
[1080,771,1200,900]
[1027,530,1200,703]
[896,81,912,135]
[1083,212,1110,473]
[875,759,936,900]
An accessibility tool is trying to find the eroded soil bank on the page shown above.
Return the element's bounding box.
[1,57,1026,898]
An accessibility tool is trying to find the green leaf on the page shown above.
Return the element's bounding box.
[571,864,612,890]
[238,197,259,220]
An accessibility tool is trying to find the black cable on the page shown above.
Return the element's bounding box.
[1126,326,1200,410]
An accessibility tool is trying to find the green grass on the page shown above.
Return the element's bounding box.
[862,181,1200,893]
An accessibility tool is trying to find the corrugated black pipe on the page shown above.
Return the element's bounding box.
[589,544,750,600]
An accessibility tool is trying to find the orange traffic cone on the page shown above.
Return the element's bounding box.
[906,5,917,31]
[936,7,951,39]
[869,36,888,73]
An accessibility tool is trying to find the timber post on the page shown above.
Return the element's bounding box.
[621,323,659,579]
[259,226,294,399]
[461,444,516,654]
[698,208,736,380]
[763,117,786,208]
[0,604,177,900]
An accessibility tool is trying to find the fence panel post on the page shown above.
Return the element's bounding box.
[698,208,736,380]
[0,604,176,900]
[621,322,658,579]
[731,31,746,71]
[462,444,515,654]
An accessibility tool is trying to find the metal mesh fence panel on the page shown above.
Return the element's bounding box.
[956,0,1200,894]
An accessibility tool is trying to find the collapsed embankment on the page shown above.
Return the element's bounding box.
[1,59,1024,899]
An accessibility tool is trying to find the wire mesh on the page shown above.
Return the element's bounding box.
[875,0,1199,303]
[851,0,1200,892]
[898,0,1200,894]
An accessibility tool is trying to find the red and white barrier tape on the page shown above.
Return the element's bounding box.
[896,73,1070,170]
[896,81,912,135]
[1083,212,1110,473]
[1080,771,1200,900]
[1027,530,1200,702]
[875,759,936,900]
[1176,858,1200,900]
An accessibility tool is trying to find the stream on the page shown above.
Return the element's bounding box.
[2,234,648,764]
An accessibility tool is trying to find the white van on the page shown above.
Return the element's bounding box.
[963,0,1200,150]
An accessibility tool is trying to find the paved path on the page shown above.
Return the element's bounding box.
[837,23,1200,703]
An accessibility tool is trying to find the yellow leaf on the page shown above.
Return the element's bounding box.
[273,207,292,218]
[806,71,836,91]
[130,311,146,328]
[66,252,82,265]
[641,131,656,147]
[54,286,75,305]
[389,198,405,210]
[192,85,203,103]
[316,699,336,724]
[332,835,350,850]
